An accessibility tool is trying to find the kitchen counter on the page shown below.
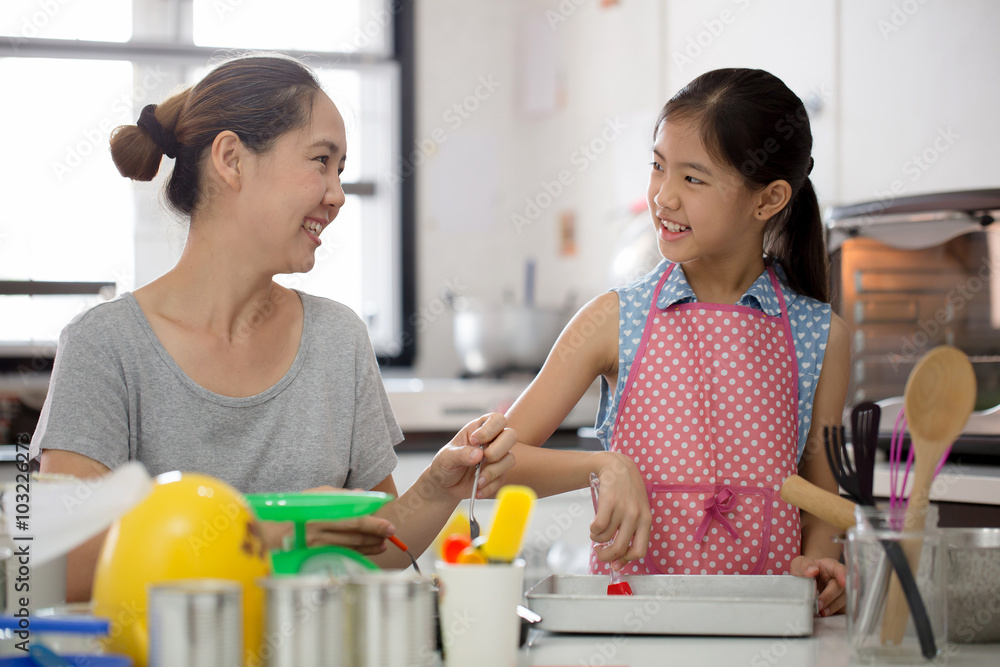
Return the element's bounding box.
[384,377,602,433]
[873,462,1000,506]
[519,616,1000,666]
[871,461,1000,527]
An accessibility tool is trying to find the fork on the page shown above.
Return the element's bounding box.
[469,457,482,541]
[388,535,422,575]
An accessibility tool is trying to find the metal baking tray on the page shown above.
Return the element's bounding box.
[525,575,815,637]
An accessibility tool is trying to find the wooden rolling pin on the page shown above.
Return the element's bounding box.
[780,474,857,531]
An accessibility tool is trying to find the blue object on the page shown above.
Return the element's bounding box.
[28,644,72,667]
[0,656,131,667]
[0,617,110,635]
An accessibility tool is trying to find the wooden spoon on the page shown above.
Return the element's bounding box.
[881,345,976,645]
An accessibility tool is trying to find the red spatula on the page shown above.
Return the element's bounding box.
[589,473,633,596]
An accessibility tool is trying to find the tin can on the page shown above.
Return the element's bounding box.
[343,572,435,667]
[259,575,343,667]
[148,579,242,667]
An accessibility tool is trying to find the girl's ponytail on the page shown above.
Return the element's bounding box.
[765,178,829,302]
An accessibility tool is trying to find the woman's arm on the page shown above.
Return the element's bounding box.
[504,292,652,564]
[39,450,112,602]
[792,312,851,615]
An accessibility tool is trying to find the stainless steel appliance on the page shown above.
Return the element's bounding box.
[0,281,115,447]
[826,189,1000,455]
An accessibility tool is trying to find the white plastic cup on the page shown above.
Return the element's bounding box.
[435,561,524,667]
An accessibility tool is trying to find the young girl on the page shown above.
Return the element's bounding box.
[505,68,850,616]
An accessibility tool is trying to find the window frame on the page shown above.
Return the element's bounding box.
[0,0,417,370]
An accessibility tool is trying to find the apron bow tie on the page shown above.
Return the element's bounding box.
[693,487,740,542]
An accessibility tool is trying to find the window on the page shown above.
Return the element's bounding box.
[0,0,414,364]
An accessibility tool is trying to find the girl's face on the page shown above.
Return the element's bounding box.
[646,119,764,267]
[239,92,347,275]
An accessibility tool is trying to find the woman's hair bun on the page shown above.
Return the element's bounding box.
[108,56,321,217]
[109,91,188,182]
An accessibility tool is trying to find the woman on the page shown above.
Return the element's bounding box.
[32,54,515,601]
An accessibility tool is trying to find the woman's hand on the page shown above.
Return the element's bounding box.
[304,515,394,555]
[791,555,847,616]
[590,451,651,567]
[429,413,518,501]
[258,485,397,556]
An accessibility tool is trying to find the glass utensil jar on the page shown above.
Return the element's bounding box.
[846,504,945,663]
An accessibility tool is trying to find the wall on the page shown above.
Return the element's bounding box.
[410,0,1000,376]
[661,0,838,218]
[410,0,665,377]
[116,0,1000,376]
[837,0,1000,203]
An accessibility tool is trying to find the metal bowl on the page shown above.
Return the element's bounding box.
[943,528,1000,643]
[452,300,570,375]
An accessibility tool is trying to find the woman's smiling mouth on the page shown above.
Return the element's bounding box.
[302,217,327,244]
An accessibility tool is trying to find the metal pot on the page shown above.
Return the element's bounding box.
[943,527,1000,643]
[452,300,571,375]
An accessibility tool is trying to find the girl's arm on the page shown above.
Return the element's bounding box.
[302,414,517,569]
[504,292,652,564]
[793,311,851,614]
[370,413,516,567]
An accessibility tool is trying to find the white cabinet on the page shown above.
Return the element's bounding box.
[838,0,1000,203]
[664,0,1000,207]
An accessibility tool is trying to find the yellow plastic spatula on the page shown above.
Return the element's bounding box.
[479,485,537,562]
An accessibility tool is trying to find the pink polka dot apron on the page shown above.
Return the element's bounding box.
[591,264,801,576]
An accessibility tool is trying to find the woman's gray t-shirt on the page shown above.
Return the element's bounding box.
[30,291,402,494]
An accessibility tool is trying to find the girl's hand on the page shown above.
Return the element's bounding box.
[591,452,652,566]
[791,555,847,616]
[430,413,518,501]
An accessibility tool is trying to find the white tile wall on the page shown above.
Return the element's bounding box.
[127,1,1000,377]
[412,0,665,377]
[412,0,1000,376]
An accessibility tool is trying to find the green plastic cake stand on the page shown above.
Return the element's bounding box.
[245,491,393,576]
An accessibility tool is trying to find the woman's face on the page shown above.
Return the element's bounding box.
[646,119,762,267]
[239,92,348,275]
